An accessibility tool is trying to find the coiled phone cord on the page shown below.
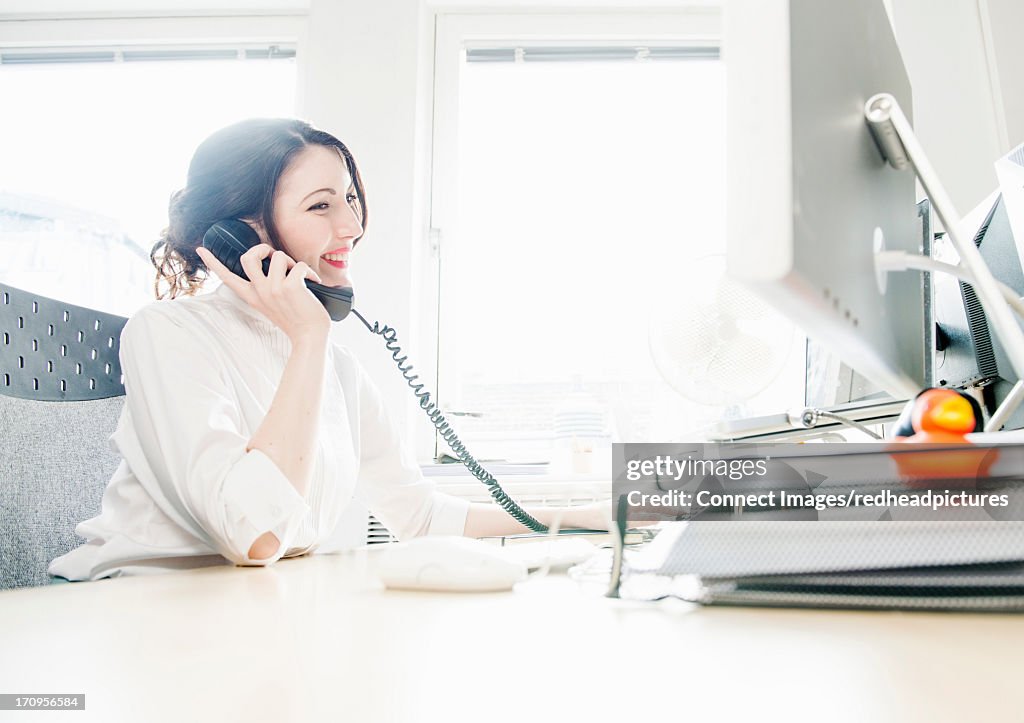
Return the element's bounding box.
[351,309,549,533]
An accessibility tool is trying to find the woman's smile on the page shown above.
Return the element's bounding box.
[320,247,350,269]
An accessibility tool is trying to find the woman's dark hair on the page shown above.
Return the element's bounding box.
[150,118,368,299]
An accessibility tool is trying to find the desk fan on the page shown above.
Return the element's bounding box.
[648,254,793,405]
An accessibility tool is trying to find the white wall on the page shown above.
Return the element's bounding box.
[889,0,1024,215]
[299,0,435,447]
[984,0,1024,149]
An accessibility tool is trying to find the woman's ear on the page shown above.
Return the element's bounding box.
[241,217,272,247]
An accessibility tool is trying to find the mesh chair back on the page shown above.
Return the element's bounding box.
[0,283,128,588]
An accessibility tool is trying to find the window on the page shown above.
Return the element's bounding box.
[429,14,805,466]
[0,43,296,316]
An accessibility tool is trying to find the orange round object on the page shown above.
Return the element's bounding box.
[889,388,994,483]
[909,388,977,439]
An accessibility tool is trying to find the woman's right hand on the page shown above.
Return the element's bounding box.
[196,243,331,344]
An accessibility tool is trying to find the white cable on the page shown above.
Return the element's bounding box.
[523,507,564,582]
[989,380,1024,432]
[876,251,1024,320]
[789,408,884,439]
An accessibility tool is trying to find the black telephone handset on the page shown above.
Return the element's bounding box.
[200,219,555,534]
[202,219,355,322]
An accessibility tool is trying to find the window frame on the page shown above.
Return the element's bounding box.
[421,9,722,463]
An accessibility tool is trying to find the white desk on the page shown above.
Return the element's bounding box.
[2,547,1023,723]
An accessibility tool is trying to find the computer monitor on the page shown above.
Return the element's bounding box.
[725,0,930,401]
[933,191,1024,429]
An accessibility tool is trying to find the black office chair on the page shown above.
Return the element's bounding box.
[0,282,128,589]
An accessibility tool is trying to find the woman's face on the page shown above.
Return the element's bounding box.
[270,144,363,288]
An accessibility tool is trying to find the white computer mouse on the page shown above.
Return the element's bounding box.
[377,536,528,592]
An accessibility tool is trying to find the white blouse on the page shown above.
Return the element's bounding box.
[48,282,468,581]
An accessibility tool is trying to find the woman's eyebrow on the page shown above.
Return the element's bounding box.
[301,188,336,203]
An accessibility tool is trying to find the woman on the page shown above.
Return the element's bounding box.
[49,118,607,581]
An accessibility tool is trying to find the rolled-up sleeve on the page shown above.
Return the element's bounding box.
[351,357,469,541]
[118,307,310,566]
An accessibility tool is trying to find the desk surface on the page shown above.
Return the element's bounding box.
[2,548,1023,723]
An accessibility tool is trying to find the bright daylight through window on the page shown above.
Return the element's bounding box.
[0,53,296,317]
[441,48,806,466]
